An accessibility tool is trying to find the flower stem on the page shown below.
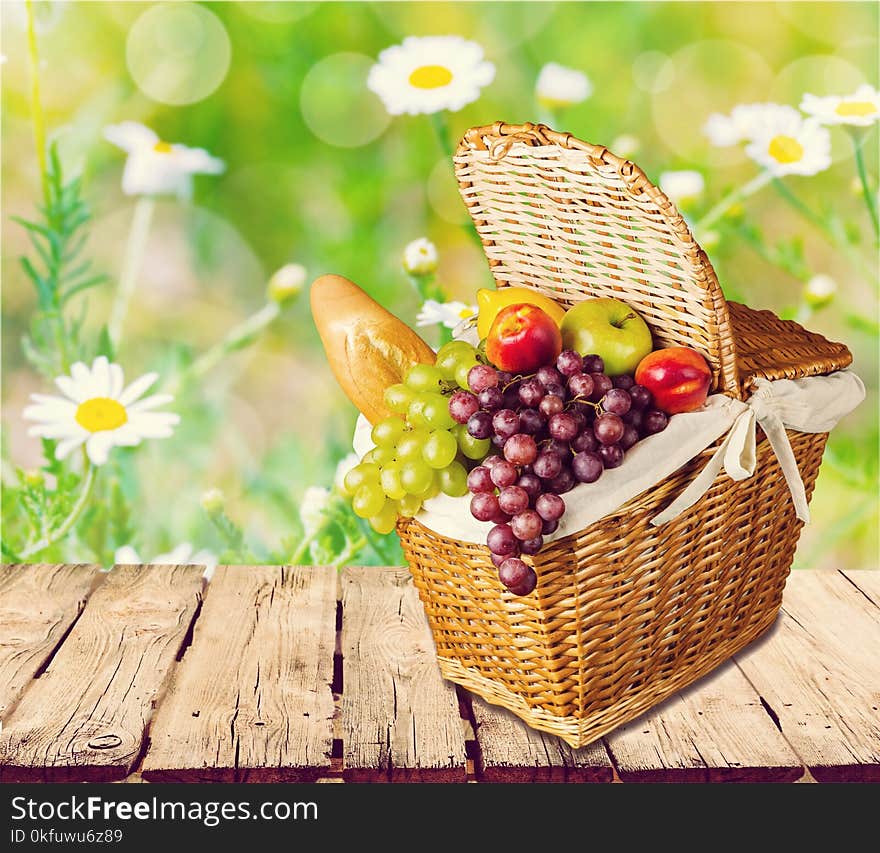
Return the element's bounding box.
[108,196,155,351]
[694,171,773,230]
[24,0,49,204]
[429,113,485,250]
[290,525,320,565]
[770,178,828,231]
[772,178,876,282]
[167,301,280,393]
[429,111,455,160]
[20,462,96,559]
[851,132,879,241]
[331,535,367,568]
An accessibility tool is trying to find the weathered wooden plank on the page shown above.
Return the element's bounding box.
[341,567,467,782]
[0,563,102,722]
[141,565,336,783]
[605,658,804,782]
[470,696,614,782]
[0,564,202,782]
[842,569,880,605]
[735,570,880,783]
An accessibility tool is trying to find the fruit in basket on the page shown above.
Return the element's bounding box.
[459,347,673,596]
[311,274,435,424]
[351,342,496,532]
[486,304,563,373]
[635,347,712,414]
[476,287,566,340]
[560,298,653,377]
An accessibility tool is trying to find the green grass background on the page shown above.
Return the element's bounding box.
[2,2,877,568]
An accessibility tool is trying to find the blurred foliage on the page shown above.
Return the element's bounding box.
[1,1,877,568]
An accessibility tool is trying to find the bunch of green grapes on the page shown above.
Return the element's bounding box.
[346,341,491,533]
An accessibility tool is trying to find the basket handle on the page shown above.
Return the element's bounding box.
[456,122,742,401]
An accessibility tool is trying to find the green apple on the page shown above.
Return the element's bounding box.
[560,298,653,376]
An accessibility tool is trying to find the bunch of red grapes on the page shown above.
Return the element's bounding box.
[448,350,669,596]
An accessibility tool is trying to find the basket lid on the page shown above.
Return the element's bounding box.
[455,122,740,399]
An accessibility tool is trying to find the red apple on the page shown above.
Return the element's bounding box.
[486,304,563,373]
[635,347,712,414]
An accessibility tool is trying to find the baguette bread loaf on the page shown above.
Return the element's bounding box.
[311,274,435,424]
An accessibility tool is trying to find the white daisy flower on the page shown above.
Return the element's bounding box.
[416,299,477,329]
[801,84,880,127]
[659,170,705,206]
[103,121,225,197]
[803,274,837,309]
[745,113,831,177]
[300,486,331,535]
[703,103,801,147]
[23,356,179,466]
[115,543,218,579]
[403,237,439,276]
[367,35,495,116]
[334,453,360,494]
[535,62,592,109]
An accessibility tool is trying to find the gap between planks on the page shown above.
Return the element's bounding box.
[0,564,204,782]
[0,564,104,726]
[140,566,336,783]
[3,566,875,784]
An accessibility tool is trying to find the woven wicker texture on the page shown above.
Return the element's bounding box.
[399,122,852,747]
[728,301,852,392]
[401,430,826,746]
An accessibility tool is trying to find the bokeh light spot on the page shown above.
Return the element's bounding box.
[237,2,317,24]
[652,40,773,165]
[126,3,231,106]
[300,53,390,148]
[632,51,674,93]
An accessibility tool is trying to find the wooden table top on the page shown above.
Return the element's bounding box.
[0,564,877,783]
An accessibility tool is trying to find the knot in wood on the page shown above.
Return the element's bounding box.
[87,733,123,750]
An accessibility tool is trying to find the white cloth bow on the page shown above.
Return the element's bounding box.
[650,371,865,525]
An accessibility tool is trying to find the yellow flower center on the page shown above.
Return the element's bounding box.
[408,65,453,90]
[75,397,128,433]
[835,101,876,117]
[768,135,804,164]
[153,141,173,154]
[458,306,475,319]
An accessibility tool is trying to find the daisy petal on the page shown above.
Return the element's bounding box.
[126,412,179,438]
[85,432,117,466]
[119,372,159,406]
[92,356,111,396]
[70,361,95,397]
[108,425,144,447]
[30,392,70,406]
[104,121,158,152]
[27,421,86,439]
[109,363,125,399]
[176,147,226,175]
[23,400,77,421]
[55,435,87,460]
[128,393,175,413]
[54,375,86,402]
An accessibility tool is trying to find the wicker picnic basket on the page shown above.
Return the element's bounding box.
[397,122,852,748]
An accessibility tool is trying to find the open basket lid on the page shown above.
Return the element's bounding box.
[454,121,854,400]
[455,122,743,398]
